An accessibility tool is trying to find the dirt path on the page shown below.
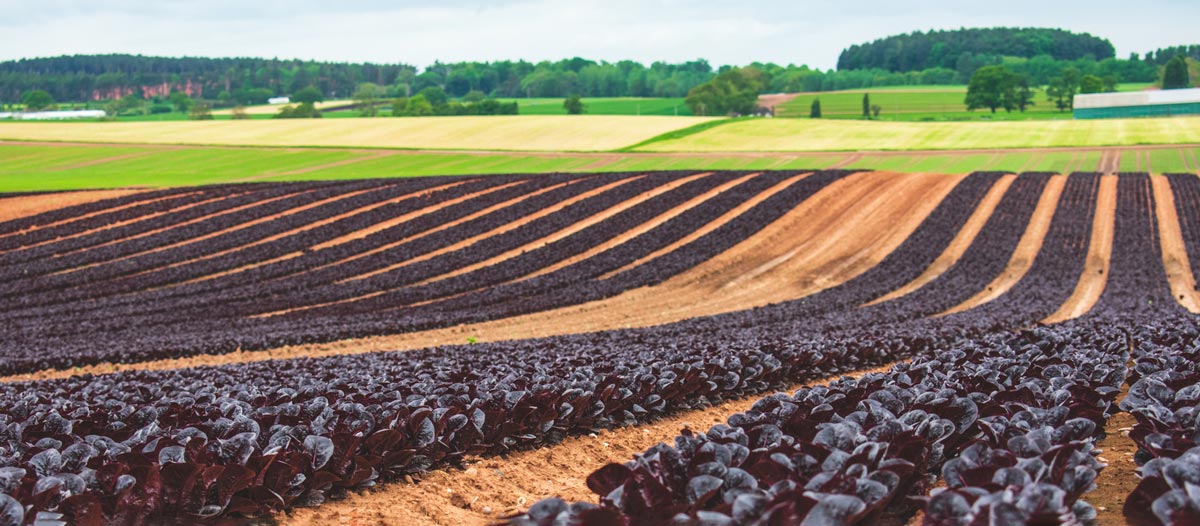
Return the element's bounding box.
[865,174,1015,306]
[0,190,144,225]
[2,172,958,384]
[1090,382,1139,526]
[1043,175,1118,324]
[938,174,1067,316]
[1150,174,1200,313]
[278,363,897,526]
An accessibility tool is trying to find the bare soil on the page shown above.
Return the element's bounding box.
[1091,392,1140,526]
[0,190,144,226]
[1150,175,1200,312]
[278,364,897,526]
[1044,175,1118,323]
[940,174,1067,316]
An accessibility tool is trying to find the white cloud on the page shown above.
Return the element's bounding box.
[0,0,1195,69]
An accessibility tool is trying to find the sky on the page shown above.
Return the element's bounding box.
[1,0,1196,70]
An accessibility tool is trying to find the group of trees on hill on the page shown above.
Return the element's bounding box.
[838,28,1116,72]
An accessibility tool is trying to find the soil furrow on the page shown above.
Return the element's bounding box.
[278,363,897,526]
[1043,174,1118,323]
[938,174,1067,316]
[866,174,1016,306]
[1149,174,1200,312]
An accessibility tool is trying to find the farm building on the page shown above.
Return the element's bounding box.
[1074,88,1200,119]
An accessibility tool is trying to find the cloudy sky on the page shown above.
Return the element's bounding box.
[2,0,1196,69]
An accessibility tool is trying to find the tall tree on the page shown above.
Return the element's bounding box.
[353,83,385,117]
[563,95,585,115]
[20,90,54,111]
[810,98,822,118]
[1048,67,1081,112]
[965,65,1022,113]
[1163,55,1192,90]
[862,93,870,118]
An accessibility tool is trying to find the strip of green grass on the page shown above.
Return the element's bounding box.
[0,143,1185,193]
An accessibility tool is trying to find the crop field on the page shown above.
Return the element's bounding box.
[773,84,1153,121]
[1,167,1200,526]
[0,116,717,152]
[4,142,1200,192]
[639,116,1200,152]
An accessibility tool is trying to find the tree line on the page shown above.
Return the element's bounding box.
[838,27,1117,72]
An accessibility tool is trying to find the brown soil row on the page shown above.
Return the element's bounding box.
[1150,174,1200,313]
[166,180,475,289]
[342,177,610,283]
[866,174,1016,306]
[520,172,760,281]
[6,191,241,256]
[2,172,957,384]
[403,172,713,286]
[0,190,145,226]
[596,173,806,280]
[279,363,897,526]
[1091,384,1140,526]
[48,189,315,275]
[1043,175,1118,324]
[308,179,521,251]
[128,181,472,291]
[939,174,1067,316]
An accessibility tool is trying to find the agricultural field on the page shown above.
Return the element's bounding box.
[2,166,1200,526]
[638,116,1200,152]
[0,116,716,152]
[3,142,1200,192]
[773,83,1154,121]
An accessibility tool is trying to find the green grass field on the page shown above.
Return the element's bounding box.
[775,84,1153,121]
[637,117,1200,152]
[1,143,1194,193]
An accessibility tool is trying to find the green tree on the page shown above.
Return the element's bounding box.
[563,95,585,114]
[353,83,385,117]
[1079,74,1105,94]
[405,94,434,116]
[463,90,486,103]
[1163,55,1192,90]
[20,90,54,111]
[871,104,882,118]
[188,103,213,120]
[391,97,409,116]
[1014,78,1036,112]
[965,65,1023,113]
[274,102,322,119]
[862,93,871,118]
[810,98,822,118]
[168,91,193,113]
[1045,69,1080,112]
[683,67,767,116]
[291,86,324,104]
[417,86,448,107]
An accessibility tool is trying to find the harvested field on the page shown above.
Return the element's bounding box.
[1,169,1197,526]
[0,116,718,152]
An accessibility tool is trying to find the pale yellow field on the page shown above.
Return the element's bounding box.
[0,116,716,152]
[211,99,355,115]
[637,116,1200,152]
